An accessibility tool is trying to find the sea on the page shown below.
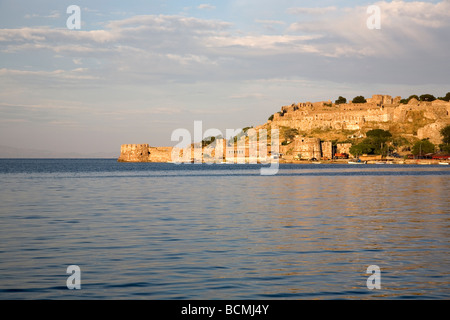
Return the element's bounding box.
[0,159,449,300]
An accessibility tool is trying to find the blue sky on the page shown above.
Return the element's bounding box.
[0,0,449,156]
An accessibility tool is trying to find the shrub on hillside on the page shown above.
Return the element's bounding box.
[352,96,366,103]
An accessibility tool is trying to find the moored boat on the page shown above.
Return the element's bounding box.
[348,159,366,164]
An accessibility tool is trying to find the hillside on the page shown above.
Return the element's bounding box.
[256,94,450,157]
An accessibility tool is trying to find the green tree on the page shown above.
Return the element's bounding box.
[419,94,436,102]
[440,144,450,153]
[440,125,450,153]
[399,98,409,104]
[366,129,392,139]
[393,137,410,148]
[202,136,216,147]
[362,129,393,155]
[350,143,373,157]
[335,96,347,105]
[281,127,299,141]
[441,125,450,144]
[268,114,274,121]
[437,92,450,102]
[352,96,366,104]
[400,95,420,104]
[412,139,435,156]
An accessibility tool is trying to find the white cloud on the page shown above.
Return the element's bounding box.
[287,1,450,58]
[1,3,449,92]
[165,53,218,66]
[24,10,60,19]
[0,67,100,81]
[287,6,337,15]
[207,34,322,52]
[198,4,216,10]
[255,20,286,26]
[4,1,448,65]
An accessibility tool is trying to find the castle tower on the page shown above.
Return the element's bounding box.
[321,141,333,160]
[294,137,322,160]
[118,144,150,162]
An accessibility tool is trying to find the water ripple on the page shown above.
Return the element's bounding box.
[0,159,449,299]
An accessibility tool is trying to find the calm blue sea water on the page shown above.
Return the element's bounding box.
[0,159,449,299]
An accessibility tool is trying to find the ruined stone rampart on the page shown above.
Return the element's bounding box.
[270,94,450,138]
[118,144,150,162]
[118,144,173,162]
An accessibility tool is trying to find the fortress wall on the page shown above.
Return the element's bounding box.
[271,100,427,132]
[294,137,322,160]
[336,143,352,155]
[424,105,449,120]
[281,98,450,144]
[417,120,450,145]
[321,141,333,159]
[393,96,402,104]
[118,144,150,162]
[118,144,173,162]
[119,96,450,163]
[392,103,449,121]
[149,147,173,162]
[273,107,388,131]
[366,95,401,105]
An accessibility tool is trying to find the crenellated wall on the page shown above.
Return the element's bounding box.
[118,144,150,162]
[118,144,173,162]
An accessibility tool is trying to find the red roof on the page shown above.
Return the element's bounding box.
[432,154,450,159]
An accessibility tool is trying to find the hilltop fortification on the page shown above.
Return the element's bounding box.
[269,95,449,144]
[118,94,450,162]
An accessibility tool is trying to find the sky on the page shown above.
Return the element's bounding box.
[0,0,449,156]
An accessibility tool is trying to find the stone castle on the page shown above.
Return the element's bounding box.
[118,94,450,162]
[271,95,449,142]
[118,144,173,162]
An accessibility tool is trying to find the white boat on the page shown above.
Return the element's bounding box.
[348,160,366,164]
[439,162,449,165]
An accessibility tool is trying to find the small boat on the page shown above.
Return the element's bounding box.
[439,162,449,165]
[348,160,366,164]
